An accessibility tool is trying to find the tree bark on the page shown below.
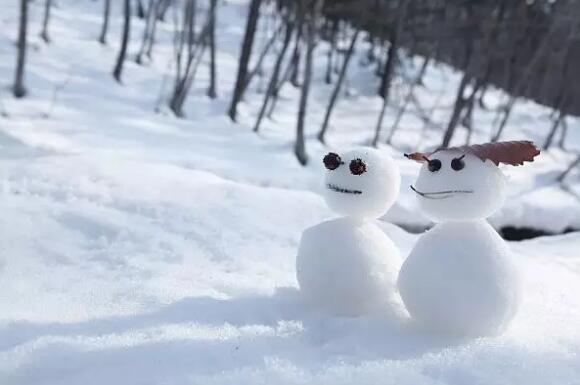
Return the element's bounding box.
[318,29,360,143]
[543,108,566,150]
[145,0,162,58]
[40,0,52,43]
[13,0,28,98]
[228,0,262,122]
[99,0,112,44]
[325,19,338,84]
[441,73,469,148]
[253,16,295,132]
[295,0,322,165]
[136,0,156,64]
[113,0,132,83]
[136,0,146,19]
[290,2,304,87]
[558,155,580,183]
[371,0,408,146]
[207,0,218,98]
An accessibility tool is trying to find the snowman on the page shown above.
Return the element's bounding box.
[296,148,401,316]
[398,141,540,336]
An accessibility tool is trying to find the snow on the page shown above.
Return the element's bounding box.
[297,217,402,316]
[323,148,400,219]
[398,220,520,336]
[412,151,506,223]
[0,0,579,384]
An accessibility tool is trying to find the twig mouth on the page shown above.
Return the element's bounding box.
[327,183,362,195]
[410,185,473,200]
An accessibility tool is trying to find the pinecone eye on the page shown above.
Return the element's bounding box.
[451,155,466,171]
[428,159,442,172]
[349,158,367,175]
[323,152,342,170]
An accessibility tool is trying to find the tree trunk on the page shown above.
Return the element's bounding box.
[372,30,399,146]
[13,0,28,98]
[371,0,408,146]
[99,0,112,44]
[157,0,171,21]
[386,57,431,145]
[318,29,360,143]
[136,0,156,64]
[113,0,132,83]
[290,2,304,88]
[441,73,469,148]
[254,17,294,133]
[40,0,52,43]
[543,109,566,150]
[136,0,146,19]
[325,19,338,84]
[145,0,161,58]
[243,24,283,94]
[490,96,515,142]
[558,117,568,149]
[228,0,262,122]
[207,0,217,98]
[558,155,580,183]
[295,0,322,165]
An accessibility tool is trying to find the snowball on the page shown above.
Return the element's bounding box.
[296,217,401,316]
[323,148,400,219]
[398,221,521,336]
[412,151,506,222]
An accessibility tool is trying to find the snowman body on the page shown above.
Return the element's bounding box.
[399,149,525,336]
[297,217,401,315]
[398,220,520,336]
[296,148,401,316]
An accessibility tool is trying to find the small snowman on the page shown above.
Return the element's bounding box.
[296,148,401,316]
[398,141,540,336]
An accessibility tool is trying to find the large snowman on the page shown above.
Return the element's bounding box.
[398,141,540,336]
[296,148,401,316]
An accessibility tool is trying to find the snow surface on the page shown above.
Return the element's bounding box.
[412,151,506,223]
[0,0,579,384]
[297,217,402,316]
[398,220,521,337]
[323,148,400,219]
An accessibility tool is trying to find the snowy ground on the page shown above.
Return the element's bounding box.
[1,1,580,384]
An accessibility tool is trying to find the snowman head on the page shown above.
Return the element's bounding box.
[406,141,540,223]
[322,148,400,219]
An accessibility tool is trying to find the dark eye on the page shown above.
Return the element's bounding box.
[451,156,465,171]
[323,152,342,170]
[349,158,367,175]
[427,159,442,172]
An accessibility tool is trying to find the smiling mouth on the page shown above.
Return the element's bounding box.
[327,183,362,195]
[410,185,473,200]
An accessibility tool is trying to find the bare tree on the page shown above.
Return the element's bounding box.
[386,56,431,144]
[254,13,295,132]
[99,0,112,44]
[207,0,218,98]
[318,28,360,143]
[136,0,147,19]
[113,0,132,82]
[372,0,408,147]
[228,0,262,122]
[40,0,53,43]
[13,0,28,98]
[289,1,305,87]
[295,0,323,165]
[558,154,580,183]
[136,0,157,65]
[325,19,338,84]
[168,0,211,116]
